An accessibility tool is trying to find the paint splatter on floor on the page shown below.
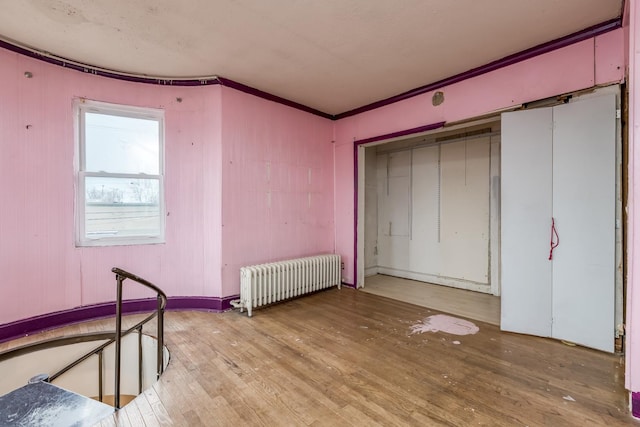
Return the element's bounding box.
[410,314,479,336]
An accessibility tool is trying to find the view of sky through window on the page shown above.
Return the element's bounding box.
[85,112,159,175]
[84,112,160,205]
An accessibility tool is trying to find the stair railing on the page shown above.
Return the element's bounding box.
[112,267,166,409]
[0,268,167,410]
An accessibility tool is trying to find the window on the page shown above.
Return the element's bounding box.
[76,100,164,246]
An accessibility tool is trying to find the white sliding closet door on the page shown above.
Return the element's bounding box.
[501,108,553,337]
[501,93,616,352]
[551,95,616,351]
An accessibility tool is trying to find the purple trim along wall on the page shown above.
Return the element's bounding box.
[634,392,640,418]
[353,122,447,146]
[0,39,332,119]
[351,121,446,287]
[0,296,238,344]
[335,18,622,119]
[0,18,621,120]
[216,77,333,119]
[0,39,220,87]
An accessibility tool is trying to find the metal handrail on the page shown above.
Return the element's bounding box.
[1,268,167,410]
[0,333,114,363]
[112,267,166,409]
[48,309,161,382]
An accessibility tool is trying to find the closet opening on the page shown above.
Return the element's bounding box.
[355,85,622,353]
[356,120,502,325]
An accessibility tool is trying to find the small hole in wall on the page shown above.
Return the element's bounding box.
[176,97,183,103]
[24,71,33,78]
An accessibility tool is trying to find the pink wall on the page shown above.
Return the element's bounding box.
[627,0,640,395]
[333,29,625,286]
[0,49,225,323]
[219,88,335,297]
[0,47,336,326]
[0,48,337,325]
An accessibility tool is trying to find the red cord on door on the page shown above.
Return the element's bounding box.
[549,217,559,260]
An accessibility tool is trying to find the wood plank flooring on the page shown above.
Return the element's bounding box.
[1,288,633,426]
[361,274,501,325]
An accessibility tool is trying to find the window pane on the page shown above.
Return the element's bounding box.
[85,177,161,238]
[85,112,159,175]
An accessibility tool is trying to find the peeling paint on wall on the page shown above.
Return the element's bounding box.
[410,314,479,336]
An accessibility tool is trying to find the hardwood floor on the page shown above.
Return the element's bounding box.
[361,274,501,325]
[1,288,633,426]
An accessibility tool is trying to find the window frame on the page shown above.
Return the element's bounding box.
[75,99,166,247]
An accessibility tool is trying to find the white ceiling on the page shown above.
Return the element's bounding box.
[0,0,623,115]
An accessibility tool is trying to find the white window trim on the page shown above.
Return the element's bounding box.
[75,99,166,247]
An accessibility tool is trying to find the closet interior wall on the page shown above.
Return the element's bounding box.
[364,123,501,295]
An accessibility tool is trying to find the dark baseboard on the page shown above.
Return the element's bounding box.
[0,295,239,344]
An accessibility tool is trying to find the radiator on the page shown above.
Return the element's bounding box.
[230,254,342,317]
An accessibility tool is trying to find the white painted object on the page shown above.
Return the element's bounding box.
[551,95,616,353]
[501,107,554,338]
[231,254,341,317]
[501,90,616,352]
